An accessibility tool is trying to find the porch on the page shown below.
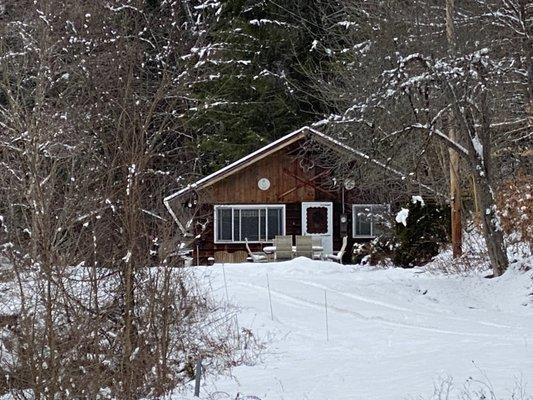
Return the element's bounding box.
[192,201,387,265]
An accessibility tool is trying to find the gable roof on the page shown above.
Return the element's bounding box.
[164,126,440,207]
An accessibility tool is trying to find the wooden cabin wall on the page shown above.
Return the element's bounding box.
[285,203,302,238]
[209,147,318,204]
[193,205,371,264]
[186,145,392,264]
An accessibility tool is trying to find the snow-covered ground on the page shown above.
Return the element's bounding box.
[184,258,533,400]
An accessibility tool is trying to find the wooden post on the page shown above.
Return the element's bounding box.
[266,273,274,321]
[234,314,240,339]
[446,0,462,258]
[222,263,229,303]
[196,244,200,266]
[449,132,462,258]
[324,290,329,342]
[194,358,202,397]
[472,175,479,216]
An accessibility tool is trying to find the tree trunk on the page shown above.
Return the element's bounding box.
[524,35,533,125]
[122,258,135,398]
[453,53,510,276]
[449,127,463,258]
[519,0,533,123]
[472,174,508,276]
[446,0,463,258]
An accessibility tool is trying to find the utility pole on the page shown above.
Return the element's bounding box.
[446,0,462,258]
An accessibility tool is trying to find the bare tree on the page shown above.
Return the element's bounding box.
[1,1,252,398]
[306,0,532,275]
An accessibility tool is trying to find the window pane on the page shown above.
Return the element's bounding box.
[306,207,328,234]
[234,210,240,241]
[267,208,283,240]
[240,209,259,241]
[259,209,266,241]
[217,208,232,241]
[354,206,371,236]
[371,205,388,236]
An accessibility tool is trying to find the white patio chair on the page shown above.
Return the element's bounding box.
[274,235,293,261]
[327,236,348,264]
[295,235,313,258]
[245,238,268,263]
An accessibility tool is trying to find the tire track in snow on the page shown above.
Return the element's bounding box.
[294,279,415,313]
[236,281,507,338]
[293,279,516,330]
[229,281,366,350]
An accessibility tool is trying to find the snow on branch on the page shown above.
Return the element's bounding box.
[396,123,470,157]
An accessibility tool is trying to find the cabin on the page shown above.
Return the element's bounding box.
[164,127,436,264]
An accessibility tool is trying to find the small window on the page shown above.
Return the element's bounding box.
[306,207,329,234]
[352,204,389,238]
[214,205,285,243]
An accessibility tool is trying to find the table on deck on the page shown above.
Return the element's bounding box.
[262,245,324,253]
[262,245,324,260]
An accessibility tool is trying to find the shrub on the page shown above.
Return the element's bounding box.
[352,235,397,266]
[497,173,532,247]
[393,198,450,268]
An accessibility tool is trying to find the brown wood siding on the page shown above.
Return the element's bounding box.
[208,146,317,204]
[285,203,302,239]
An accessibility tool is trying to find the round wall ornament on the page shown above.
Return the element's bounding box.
[258,177,271,191]
[344,178,356,191]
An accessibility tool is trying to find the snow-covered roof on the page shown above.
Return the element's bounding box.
[164,126,439,205]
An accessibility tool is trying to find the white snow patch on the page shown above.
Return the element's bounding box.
[411,195,425,206]
[396,208,410,226]
[472,135,484,159]
[122,250,132,263]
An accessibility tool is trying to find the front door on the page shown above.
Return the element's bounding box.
[301,202,333,255]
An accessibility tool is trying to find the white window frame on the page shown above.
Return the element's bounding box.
[352,204,390,239]
[214,204,286,244]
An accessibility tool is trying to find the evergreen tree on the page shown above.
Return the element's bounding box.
[187,0,336,171]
